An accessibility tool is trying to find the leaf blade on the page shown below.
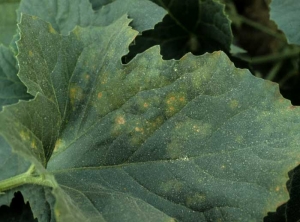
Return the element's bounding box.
[270,0,300,45]
[0,46,32,110]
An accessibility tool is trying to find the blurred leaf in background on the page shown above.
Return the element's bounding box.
[124,0,232,61]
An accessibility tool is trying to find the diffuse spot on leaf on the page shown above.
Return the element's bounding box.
[110,108,165,147]
[28,50,34,57]
[69,84,83,109]
[97,92,102,99]
[19,130,31,141]
[229,99,239,109]
[18,129,45,164]
[165,92,188,117]
[111,112,127,137]
[48,23,57,34]
[186,193,206,209]
[160,179,184,193]
[83,73,90,83]
[19,130,39,150]
[166,118,213,159]
[235,135,244,144]
[53,139,66,154]
[115,115,126,125]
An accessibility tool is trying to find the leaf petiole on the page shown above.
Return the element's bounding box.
[0,164,54,193]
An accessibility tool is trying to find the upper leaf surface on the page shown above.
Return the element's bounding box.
[1,14,300,222]
[270,0,300,45]
[17,0,166,34]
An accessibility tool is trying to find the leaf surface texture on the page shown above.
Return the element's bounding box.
[0,13,300,222]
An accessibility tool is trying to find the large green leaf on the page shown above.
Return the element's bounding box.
[0,0,28,110]
[0,45,32,110]
[1,14,300,221]
[17,0,166,34]
[270,0,300,45]
[125,0,232,61]
[0,0,20,46]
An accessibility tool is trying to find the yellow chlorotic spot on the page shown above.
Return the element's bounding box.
[53,139,64,153]
[165,92,187,117]
[48,24,56,34]
[135,127,144,133]
[55,209,61,218]
[20,130,30,140]
[70,88,76,97]
[160,179,183,192]
[186,193,206,207]
[70,88,77,103]
[69,85,83,107]
[235,135,243,143]
[148,116,164,130]
[192,123,212,136]
[167,96,176,104]
[32,16,38,20]
[28,50,34,57]
[72,28,81,40]
[169,106,175,111]
[275,186,280,192]
[230,100,239,109]
[154,116,163,126]
[101,79,107,84]
[101,73,108,84]
[97,92,103,99]
[193,125,200,133]
[166,140,184,159]
[130,136,143,146]
[111,121,126,137]
[84,73,90,80]
[115,116,126,125]
[31,141,37,149]
[143,102,149,108]
[166,106,176,117]
[221,165,226,169]
[181,156,189,161]
[179,96,185,102]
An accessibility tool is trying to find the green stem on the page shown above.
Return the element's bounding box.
[0,164,53,194]
[279,70,298,86]
[232,14,286,41]
[266,61,283,80]
[240,48,300,64]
